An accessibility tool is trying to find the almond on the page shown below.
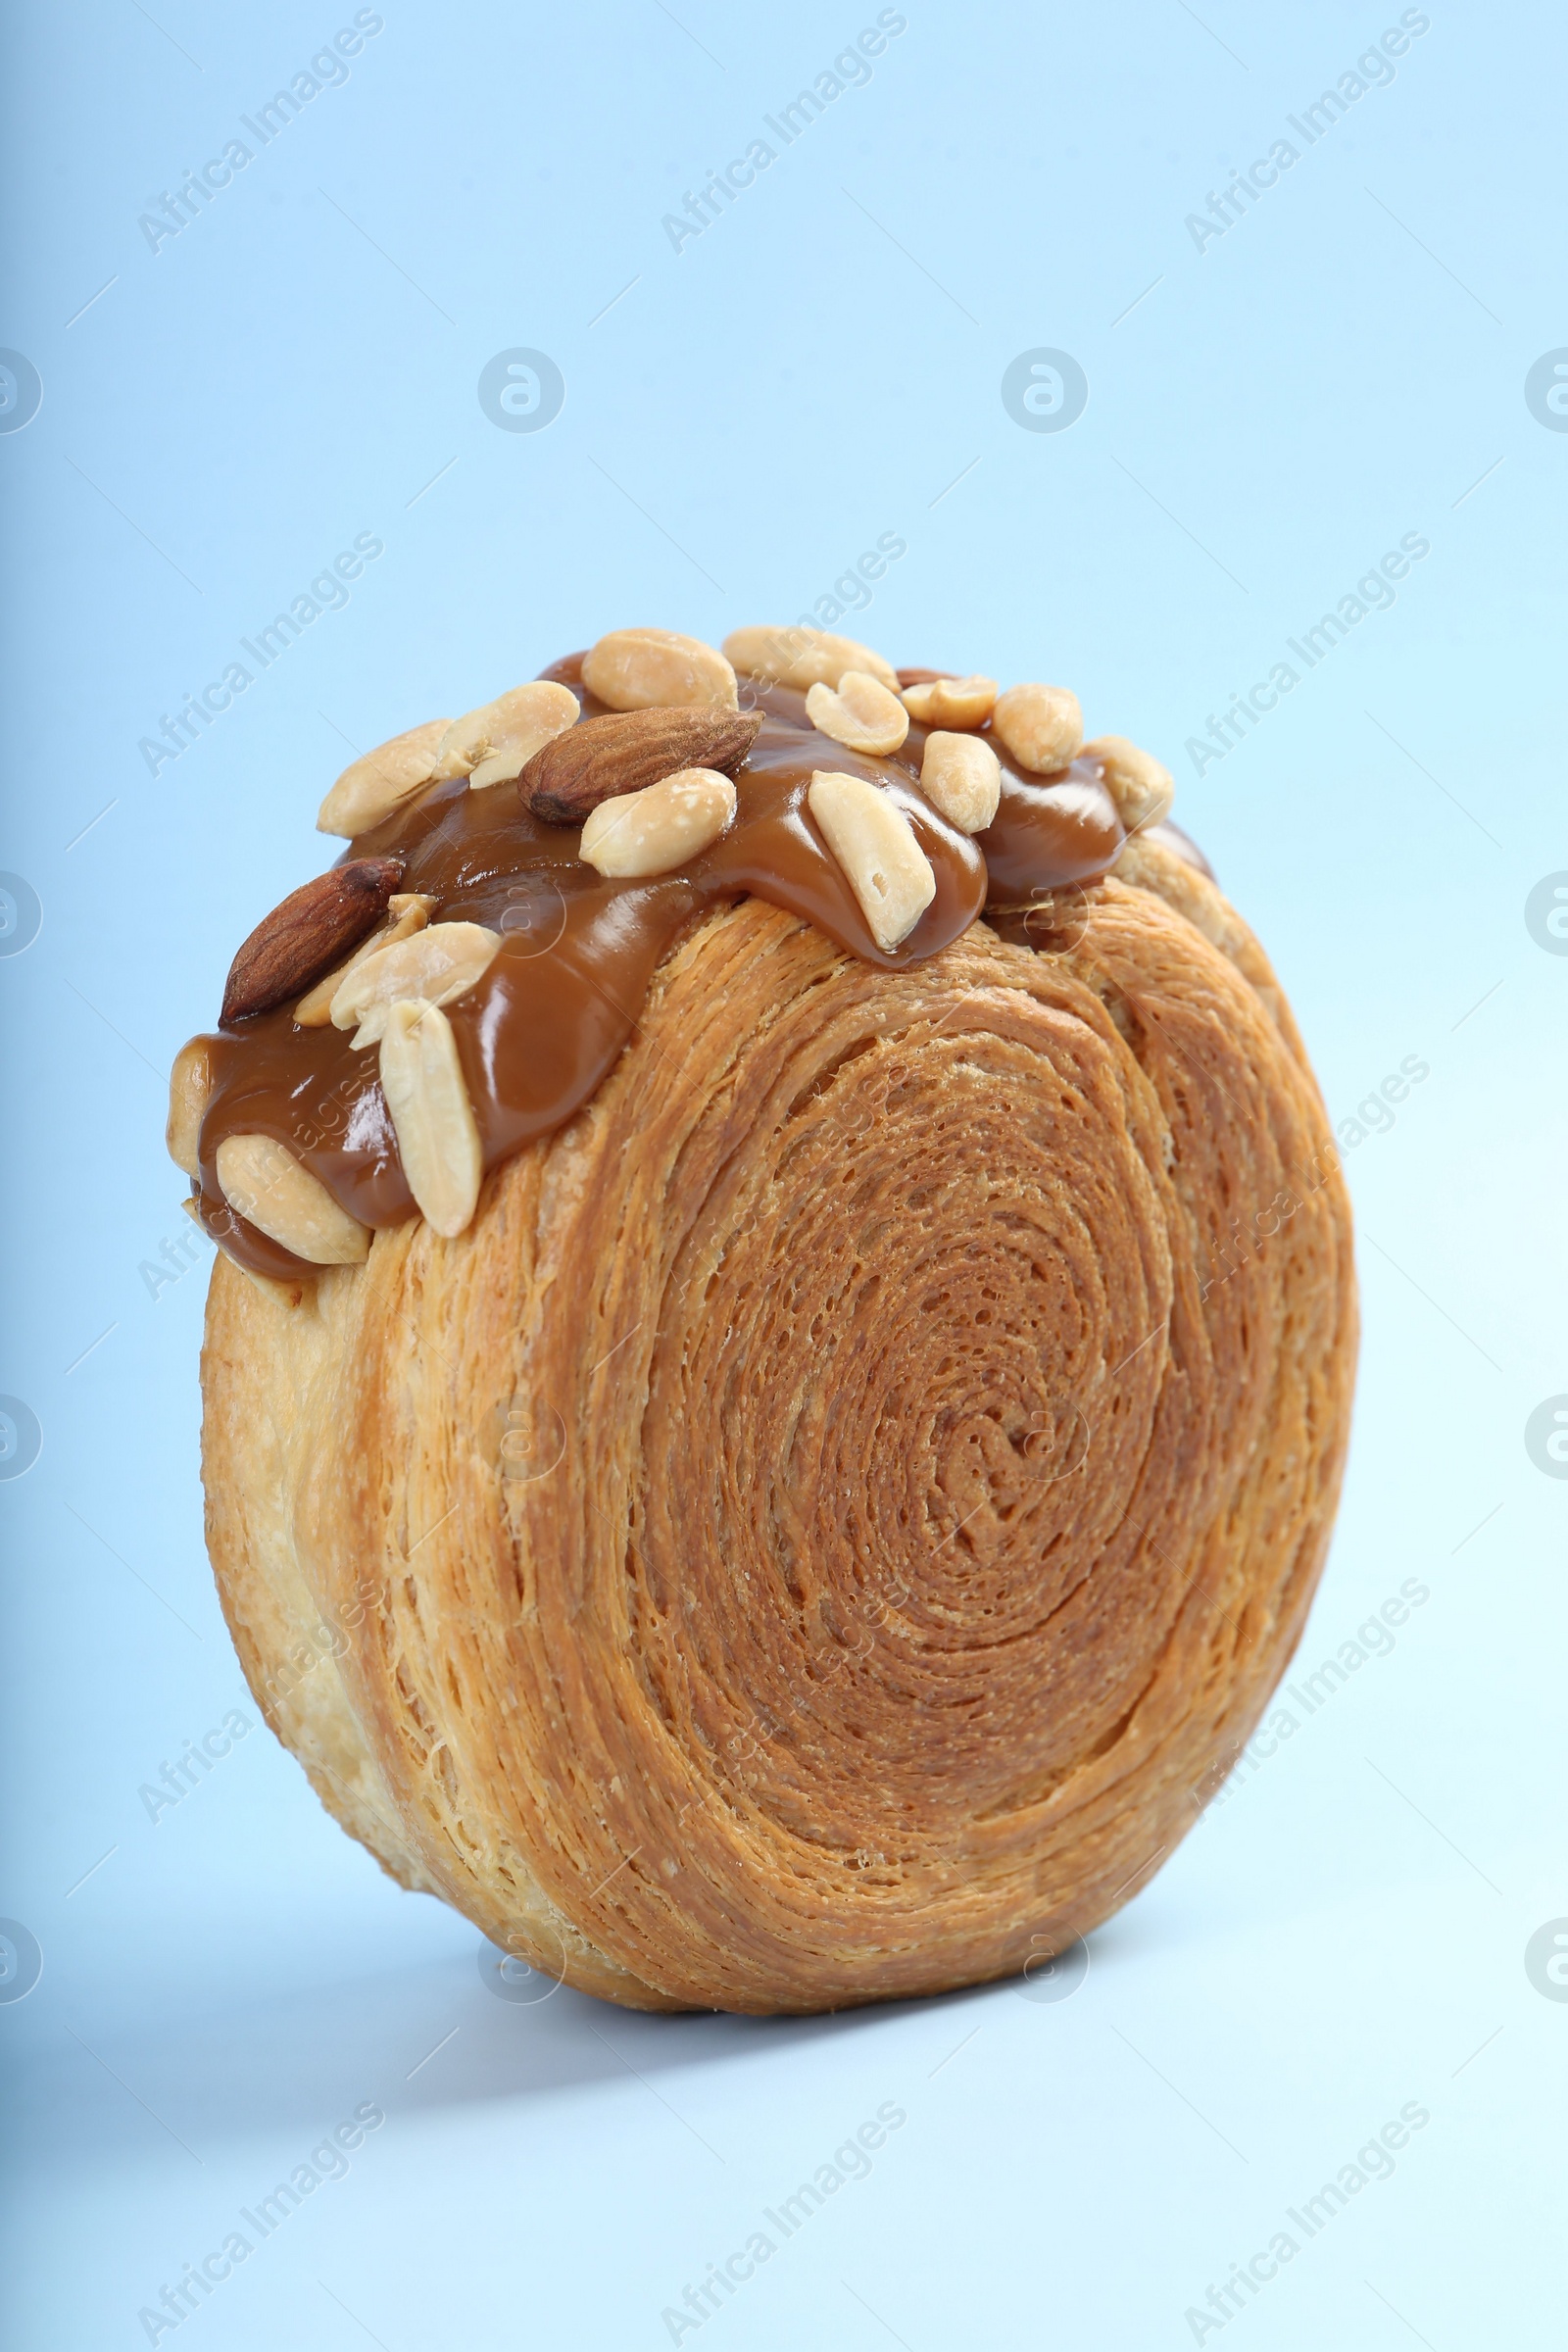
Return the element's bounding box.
[518,706,761,825]
[581,628,738,712]
[214,1134,369,1264]
[220,857,405,1026]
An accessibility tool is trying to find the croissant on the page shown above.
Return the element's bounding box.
[177,624,1356,2014]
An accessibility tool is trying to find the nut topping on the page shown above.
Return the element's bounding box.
[805,670,910,757]
[722,624,900,695]
[330,920,502,1048]
[991,683,1084,775]
[317,720,449,839]
[220,857,405,1026]
[167,1038,214,1177]
[900,673,998,728]
[807,770,936,953]
[1082,735,1175,834]
[183,1196,307,1306]
[214,1134,369,1264]
[432,680,581,786]
[580,769,736,878]
[581,628,738,713]
[918,732,1002,835]
[378,1001,484,1238]
[293,892,438,1026]
[519,706,761,825]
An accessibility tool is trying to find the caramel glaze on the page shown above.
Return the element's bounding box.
[194,655,1138,1279]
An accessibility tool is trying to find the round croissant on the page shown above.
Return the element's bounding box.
[201,832,1355,2012]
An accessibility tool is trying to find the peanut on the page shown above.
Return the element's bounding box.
[722,624,899,695]
[317,719,449,838]
[1082,735,1175,834]
[579,768,736,878]
[900,674,998,728]
[167,1038,214,1177]
[991,683,1084,775]
[215,1134,369,1264]
[294,893,438,1026]
[805,670,910,757]
[433,681,581,785]
[918,732,1002,834]
[581,628,738,713]
[378,1001,484,1239]
[330,920,501,1048]
[807,770,936,953]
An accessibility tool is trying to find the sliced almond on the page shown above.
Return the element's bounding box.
[901,673,998,728]
[579,768,736,878]
[581,628,738,713]
[805,670,909,757]
[378,1001,483,1238]
[293,893,437,1026]
[330,920,501,1048]
[432,680,581,785]
[167,1038,214,1177]
[919,732,1002,834]
[318,719,450,839]
[723,625,899,694]
[1082,734,1175,833]
[807,770,936,953]
[992,683,1084,775]
[215,1134,369,1265]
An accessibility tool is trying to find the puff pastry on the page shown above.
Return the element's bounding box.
[180,626,1356,2013]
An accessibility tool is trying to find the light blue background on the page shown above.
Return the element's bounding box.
[2,3,1564,2346]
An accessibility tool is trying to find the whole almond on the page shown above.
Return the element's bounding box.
[519,706,761,825]
[221,857,405,1025]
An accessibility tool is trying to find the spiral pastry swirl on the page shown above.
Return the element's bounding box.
[202,839,1355,2011]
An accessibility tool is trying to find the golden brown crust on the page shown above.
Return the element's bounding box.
[202,871,1355,2012]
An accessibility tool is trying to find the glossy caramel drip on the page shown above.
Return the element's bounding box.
[194,655,1137,1276]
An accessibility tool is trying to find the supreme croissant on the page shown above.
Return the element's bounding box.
[179,623,1357,2013]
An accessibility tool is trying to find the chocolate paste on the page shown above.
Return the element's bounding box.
[194,657,1139,1276]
